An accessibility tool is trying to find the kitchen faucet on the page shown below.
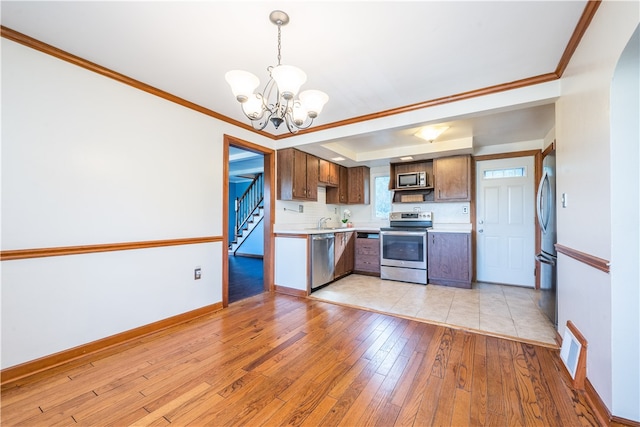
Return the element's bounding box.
[317,217,329,229]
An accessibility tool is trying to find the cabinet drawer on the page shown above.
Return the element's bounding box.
[356,244,379,255]
[355,258,380,273]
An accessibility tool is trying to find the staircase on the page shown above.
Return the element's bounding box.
[229,173,264,255]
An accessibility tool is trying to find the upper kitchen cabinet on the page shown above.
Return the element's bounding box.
[433,155,472,202]
[277,148,319,201]
[347,166,370,205]
[318,159,339,187]
[326,165,348,204]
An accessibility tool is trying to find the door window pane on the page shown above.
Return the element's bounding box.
[483,167,526,179]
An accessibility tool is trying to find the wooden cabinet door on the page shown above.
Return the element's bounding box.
[292,149,309,199]
[338,166,348,203]
[277,148,295,201]
[335,231,355,278]
[347,166,370,205]
[277,148,318,201]
[326,165,348,204]
[305,154,319,200]
[428,232,472,288]
[329,162,339,186]
[319,159,339,187]
[434,155,471,201]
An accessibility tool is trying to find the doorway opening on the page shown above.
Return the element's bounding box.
[228,146,264,303]
[223,135,275,306]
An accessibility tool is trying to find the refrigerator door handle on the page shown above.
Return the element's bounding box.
[536,170,551,234]
[536,251,556,266]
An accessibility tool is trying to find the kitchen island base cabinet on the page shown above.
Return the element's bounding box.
[427,231,472,288]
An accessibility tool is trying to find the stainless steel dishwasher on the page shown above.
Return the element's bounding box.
[310,233,335,291]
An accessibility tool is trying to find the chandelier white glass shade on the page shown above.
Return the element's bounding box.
[225,10,329,133]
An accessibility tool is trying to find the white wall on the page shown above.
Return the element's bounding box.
[0,38,270,368]
[556,0,639,420]
[610,24,640,421]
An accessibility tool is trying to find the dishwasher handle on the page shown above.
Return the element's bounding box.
[312,234,335,241]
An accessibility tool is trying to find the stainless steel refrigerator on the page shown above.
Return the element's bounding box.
[536,150,557,327]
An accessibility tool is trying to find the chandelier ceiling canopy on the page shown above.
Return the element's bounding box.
[225,10,329,134]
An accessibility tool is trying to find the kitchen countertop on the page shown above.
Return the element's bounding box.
[275,224,473,234]
[429,223,472,233]
[274,226,381,235]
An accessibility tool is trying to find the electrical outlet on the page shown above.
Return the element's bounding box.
[194,267,201,280]
[298,204,304,213]
[462,206,469,214]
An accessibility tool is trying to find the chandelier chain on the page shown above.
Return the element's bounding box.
[225,10,328,134]
[276,24,282,66]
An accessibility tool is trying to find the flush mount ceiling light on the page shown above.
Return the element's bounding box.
[415,126,450,142]
[225,10,329,134]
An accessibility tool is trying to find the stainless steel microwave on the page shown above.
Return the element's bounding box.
[397,171,427,188]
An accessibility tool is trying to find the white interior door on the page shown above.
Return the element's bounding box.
[476,156,535,287]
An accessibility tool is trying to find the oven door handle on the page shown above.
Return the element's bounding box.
[380,230,427,236]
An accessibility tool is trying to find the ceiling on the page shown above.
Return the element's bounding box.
[1,1,586,168]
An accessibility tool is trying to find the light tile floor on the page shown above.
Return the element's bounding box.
[310,274,558,347]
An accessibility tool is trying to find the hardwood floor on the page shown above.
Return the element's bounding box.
[1,293,600,426]
[228,255,264,303]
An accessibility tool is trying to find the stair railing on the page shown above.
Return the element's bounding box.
[235,173,264,241]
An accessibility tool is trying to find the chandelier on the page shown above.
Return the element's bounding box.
[225,10,329,134]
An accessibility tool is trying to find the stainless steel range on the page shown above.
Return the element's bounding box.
[380,211,433,285]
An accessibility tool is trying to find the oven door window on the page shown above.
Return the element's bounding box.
[382,234,425,263]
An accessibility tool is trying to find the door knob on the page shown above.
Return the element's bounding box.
[479,220,484,224]
[478,229,484,233]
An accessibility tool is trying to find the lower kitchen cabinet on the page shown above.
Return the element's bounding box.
[427,231,472,288]
[335,231,355,279]
[354,232,380,275]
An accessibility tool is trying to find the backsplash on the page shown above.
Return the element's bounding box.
[391,201,471,225]
[276,188,343,229]
[274,188,470,229]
